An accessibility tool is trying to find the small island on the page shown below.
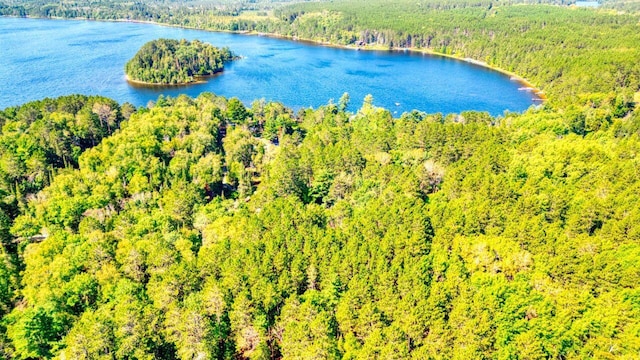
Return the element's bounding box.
[125,38,236,85]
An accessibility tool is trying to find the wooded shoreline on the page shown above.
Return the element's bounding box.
[124,75,207,87]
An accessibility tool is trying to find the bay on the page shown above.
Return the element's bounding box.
[0,17,540,115]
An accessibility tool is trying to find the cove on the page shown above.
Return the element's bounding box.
[0,17,541,115]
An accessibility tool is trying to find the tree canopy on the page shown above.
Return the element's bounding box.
[125,39,235,85]
[0,92,636,358]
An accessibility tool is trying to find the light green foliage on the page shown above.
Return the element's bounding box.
[226,98,251,125]
[5,304,72,359]
[223,126,261,197]
[0,95,126,358]
[61,307,115,360]
[0,95,124,200]
[279,292,340,359]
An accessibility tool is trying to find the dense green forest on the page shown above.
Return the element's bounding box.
[0,90,638,358]
[125,39,235,85]
[0,95,130,358]
[1,0,640,358]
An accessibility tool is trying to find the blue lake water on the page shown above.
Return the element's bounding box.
[0,17,540,115]
[575,1,600,8]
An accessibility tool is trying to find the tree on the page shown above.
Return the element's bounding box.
[227,98,250,124]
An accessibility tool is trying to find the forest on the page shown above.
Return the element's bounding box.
[0,89,638,359]
[0,0,640,359]
[125,39,235,85]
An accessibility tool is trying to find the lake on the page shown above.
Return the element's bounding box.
[575,1,600,8]
[0,17,540,115]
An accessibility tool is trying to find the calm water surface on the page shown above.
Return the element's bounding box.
[0,17,539,115]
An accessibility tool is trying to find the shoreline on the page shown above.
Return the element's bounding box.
[125,69,227,88]
[5,15,547,103]
[124,75,208,87]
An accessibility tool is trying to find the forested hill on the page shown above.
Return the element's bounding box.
[0,92,638,358]
[125,39,235,85]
